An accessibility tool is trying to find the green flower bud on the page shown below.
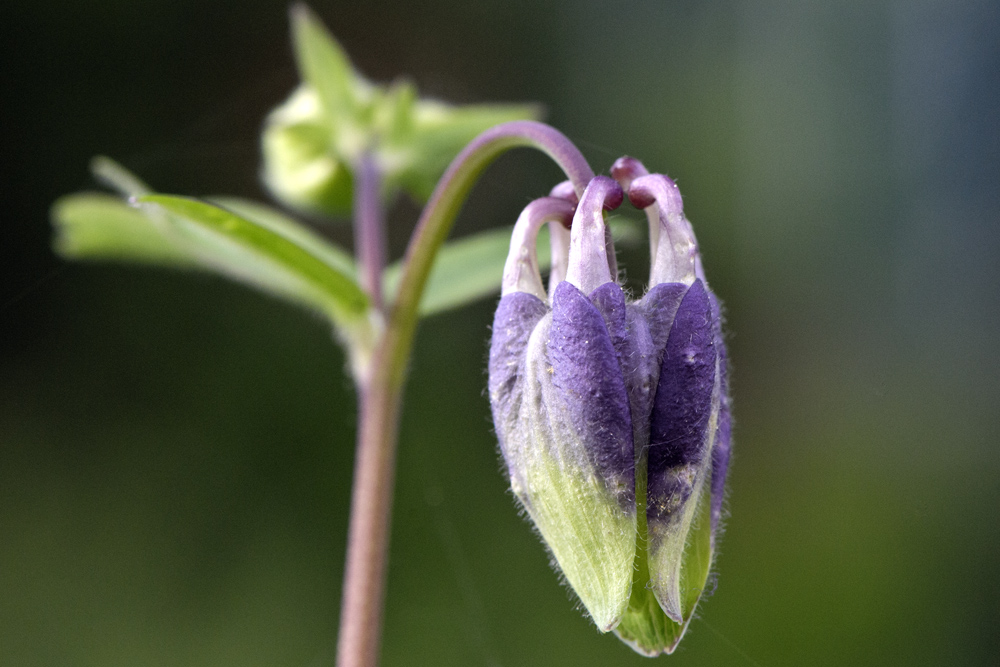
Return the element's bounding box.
[262,85,355,216]
[261,7,539,218]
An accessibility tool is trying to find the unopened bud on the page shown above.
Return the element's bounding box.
[489,160,730,655]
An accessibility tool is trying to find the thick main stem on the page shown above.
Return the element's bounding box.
[336,121,592,667]
[336,380,401,667]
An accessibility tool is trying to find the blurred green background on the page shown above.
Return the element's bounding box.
[2,1,998,665]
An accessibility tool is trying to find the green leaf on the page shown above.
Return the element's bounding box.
[208,196,356,279]
[384,217,644,317]
[54,153,368,327]
[137,195,369,323]
[52,193,197,267]
[383,226,544,317]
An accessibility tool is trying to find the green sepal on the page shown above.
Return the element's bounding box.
[614,476,714,655]
[644,378,721,629]
[611,372,720,656]
[510,314,636,631]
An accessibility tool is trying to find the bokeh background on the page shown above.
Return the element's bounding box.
[2,1,998,665]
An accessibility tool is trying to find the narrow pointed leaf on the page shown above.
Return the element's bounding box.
[136,195,369,323]
[52,193,197,267]
[208,196,356,278]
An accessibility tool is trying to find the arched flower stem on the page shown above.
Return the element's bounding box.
[337,121,593,667]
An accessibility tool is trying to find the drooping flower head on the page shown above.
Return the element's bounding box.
[488,158,730,656]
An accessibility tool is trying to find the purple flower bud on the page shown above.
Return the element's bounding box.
[489,160,730,655]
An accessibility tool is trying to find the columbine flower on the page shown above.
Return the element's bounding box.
[488,158,730,656]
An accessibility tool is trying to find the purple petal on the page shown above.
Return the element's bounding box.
[647,279,717,520]
[488,292,550,461]
[638,281,690,356]
[591,282,676,460]
[549,281,634,506]
[588,282,628,356]
[622,281,689,460]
